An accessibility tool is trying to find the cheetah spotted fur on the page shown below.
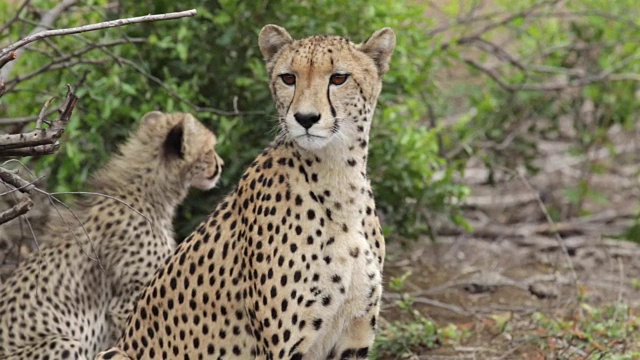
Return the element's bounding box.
[0,112,223,360]
[96,24,395,360]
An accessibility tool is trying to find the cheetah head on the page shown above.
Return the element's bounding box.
[259,25,395,151]
[137,111,224,190]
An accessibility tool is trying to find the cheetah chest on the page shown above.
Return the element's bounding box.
[334,232,381,317]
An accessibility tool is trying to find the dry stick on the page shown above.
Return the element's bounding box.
[383,292,471,316]
[113,56,265,117]
[0,167,35,193]
[1,144,61,156]
[0,52,17,70]
[0,86,78,153]
[0,9,197,59]
[35,97,56,130]
[0,197,33,225]
[4,58,108,94]
[3,38,146,90]
[0,111,57,125]
[510,170,581,298]
[0,116,63,150]
[0,176,44,197]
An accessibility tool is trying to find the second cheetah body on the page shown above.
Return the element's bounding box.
[0,112,223,360]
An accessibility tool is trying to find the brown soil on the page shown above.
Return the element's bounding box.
[380,122,640,359]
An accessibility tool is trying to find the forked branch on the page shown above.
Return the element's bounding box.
[0,86,78,153]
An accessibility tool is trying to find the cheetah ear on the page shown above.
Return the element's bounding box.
[140,111,165,128]
[163,121,184,159]
[357,27,396,75]
[259,24,293,63]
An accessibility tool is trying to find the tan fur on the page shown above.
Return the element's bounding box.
[0,112,223,360]
[96,25,394,360]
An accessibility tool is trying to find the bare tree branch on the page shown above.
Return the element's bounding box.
[3,38,145,91]
[112,56,266,117]
[0,197,33,226]
[462,56,640,92]
[0,9,197,60]
[0,0,31,35]
[0,111,56,126]
[0,168,35,193]
[441,0,563,50]
[4,58,108,93]
[0,52,17,70]
[0,86,78,153]
[0,144,60,156]
[1,0,79,78]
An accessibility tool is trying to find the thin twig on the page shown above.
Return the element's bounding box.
[0,111,57,126]
[112,56,266,117]
[4,38,145,91]
[510,170,580,295]
[36,97,56,130]
[462,56,640,92]
[0,175,45,196]
[0,9,198,59]
[4,58,108,92]
[1,0,79,77]
[0,85,78,155]
[45,191,151,224]
[441,0,562,50]
[0,197,33,225]
[0,0,31,34]
[42,192,102,265]
[383,292,472,316]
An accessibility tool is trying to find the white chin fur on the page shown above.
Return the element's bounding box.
[191,176,219,191]
[292,134,332,150]
[287,123,333,150]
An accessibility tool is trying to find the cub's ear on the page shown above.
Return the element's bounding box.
[163,122,184,159]
[357,27,396,75]
[140,111,165,128]
[259,24,294,63]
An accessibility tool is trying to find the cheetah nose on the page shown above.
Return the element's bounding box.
[294,112,321,130]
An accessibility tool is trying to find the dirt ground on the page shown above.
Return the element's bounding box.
[380,121,640,359]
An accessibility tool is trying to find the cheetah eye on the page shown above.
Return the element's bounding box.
[279,74,296,86]
[329,73,349,86]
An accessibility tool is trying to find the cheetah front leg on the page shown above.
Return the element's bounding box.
[105,279,145,342]
[329,301,381,360]
[94,346,133,360]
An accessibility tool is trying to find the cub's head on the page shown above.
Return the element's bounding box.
[135,111,224,190]
[259,25,395,151]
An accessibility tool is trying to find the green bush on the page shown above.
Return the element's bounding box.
[3,0,466,239]
[8,0,639,240]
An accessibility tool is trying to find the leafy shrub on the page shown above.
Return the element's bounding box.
[3,0,466,239]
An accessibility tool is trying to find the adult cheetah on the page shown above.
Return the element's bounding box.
[0,112,224,360]
[96,24,395,360]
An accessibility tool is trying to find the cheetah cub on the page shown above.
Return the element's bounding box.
[0,112,223,360]
[96,25,395,360]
